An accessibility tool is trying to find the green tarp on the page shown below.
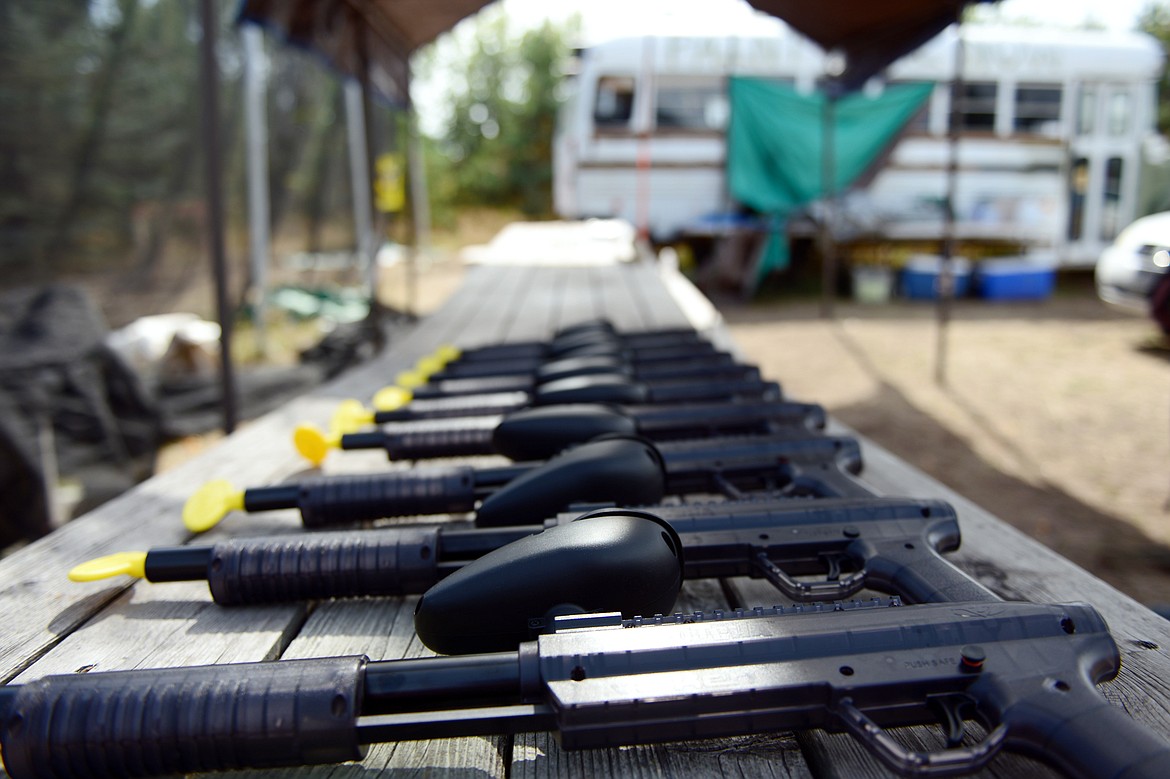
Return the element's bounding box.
[727,77,934,287]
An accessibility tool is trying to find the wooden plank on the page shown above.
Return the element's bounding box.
[504,266,565,342]
[0,398,324,683]
[588,262,648,332]
[509,579,812,779]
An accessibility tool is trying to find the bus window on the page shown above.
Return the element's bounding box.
[594,76,636,129]
[1108,90,1131,136]
[1014,85,1062,135]
[655,79,727,131]
[1077,85,1097,136]
[1102,157,1124,240]
[956,82,997,132]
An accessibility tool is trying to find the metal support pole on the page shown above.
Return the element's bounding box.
[360,71,383,305]
[198,0,237,433]
[935,23,965,388]
[243,25,270,358]
[819,82,839,319]
[345,80,376,303]
[406,72,429,320]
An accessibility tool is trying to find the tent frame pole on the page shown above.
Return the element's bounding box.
[935,19,965,387]
[199,0,237,433]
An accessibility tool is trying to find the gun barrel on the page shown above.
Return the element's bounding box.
[374,390,534,422]
[240,466,521,528]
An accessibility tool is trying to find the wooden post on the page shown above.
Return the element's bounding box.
[243,25,270,358]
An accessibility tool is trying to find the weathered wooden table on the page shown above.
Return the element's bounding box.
[2,258,1168,778]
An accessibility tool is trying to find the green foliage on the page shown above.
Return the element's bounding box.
[1139,3,1170,134]
[0,0,206,274]
[0,0,357,280]
[431,12,576,217]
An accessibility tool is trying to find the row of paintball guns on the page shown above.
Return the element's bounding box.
[3,318,1168,778]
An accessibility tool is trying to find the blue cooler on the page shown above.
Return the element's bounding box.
[974,259,1056,300]
[900,256,971,300]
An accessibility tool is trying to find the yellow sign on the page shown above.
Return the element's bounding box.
[375,153,405,213]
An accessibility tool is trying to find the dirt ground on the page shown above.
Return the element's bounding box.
[716,279,1170,609]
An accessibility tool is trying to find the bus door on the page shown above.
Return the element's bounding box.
[1068,82,1143,262]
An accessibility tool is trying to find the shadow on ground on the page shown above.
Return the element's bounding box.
[833,371,1170,607]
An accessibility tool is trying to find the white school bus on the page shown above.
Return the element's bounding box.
[552,24,1166,267]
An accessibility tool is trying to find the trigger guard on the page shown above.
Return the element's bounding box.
[833,696,1008,776]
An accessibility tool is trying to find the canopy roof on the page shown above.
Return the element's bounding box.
[237,0,494,104]
[238,0,998,101]
[744,0,991,89]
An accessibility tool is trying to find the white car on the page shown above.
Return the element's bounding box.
[1095,211,1170,315]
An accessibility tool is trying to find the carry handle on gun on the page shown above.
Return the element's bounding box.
[184,430,866,533]
[3,601,1167,779]
[298,400,827,465]
[70,498,990,624]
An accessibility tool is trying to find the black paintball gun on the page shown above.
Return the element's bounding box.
[395,346,758,395]
[71,497,994,652]
[3,599,1168,779]
[178,431,868,533]
[387,320,734,394]
[423,318,715,367]
[335,329,779,425]
[358,370,784,428]
[296,400,827,465]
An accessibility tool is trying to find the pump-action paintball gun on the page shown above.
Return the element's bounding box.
[71,497,993,648]
[3,599,1167,779]
[179,431,868,532]
[422,318,712,366]
[298,400,826,465]
[391,324,732,390]
[357,370,784,427]
[392,359,764,402]
[422,349,743,384]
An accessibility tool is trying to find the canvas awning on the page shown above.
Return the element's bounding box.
[744,0,996,89]
[236,0,496,105]
[238,1,1000,100]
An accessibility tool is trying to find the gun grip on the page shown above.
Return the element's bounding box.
[414,511,684,654]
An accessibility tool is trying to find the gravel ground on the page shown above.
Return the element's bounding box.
[718,282,1170,608]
